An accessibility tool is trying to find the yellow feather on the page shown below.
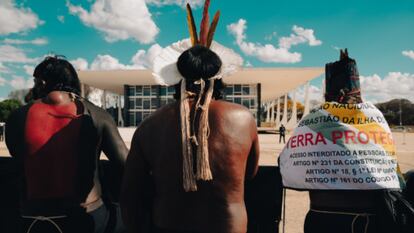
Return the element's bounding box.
[186,4,198,46]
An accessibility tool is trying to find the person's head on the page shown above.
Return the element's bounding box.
[174,45,224,100]
[325,49,362,104]
[31,55,81,100]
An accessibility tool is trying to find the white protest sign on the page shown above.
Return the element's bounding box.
[279,102,402,190]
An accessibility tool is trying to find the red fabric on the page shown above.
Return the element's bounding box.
[24,102,82,200]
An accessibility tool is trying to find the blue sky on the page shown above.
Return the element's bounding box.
[0,0,413,103]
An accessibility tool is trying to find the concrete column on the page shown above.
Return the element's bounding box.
[270,100,275,123]
[281,94,288,126]
[322,79,326,102]
[287,90,297,130]
[256,83,262,127]
[266,103,270,123]
[102,90,107,109]
[80,83,86,98]
[117,95,124,127]
[303,81,310,118]
[275,97,281,128]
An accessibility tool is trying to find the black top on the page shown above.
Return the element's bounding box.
[5,98,127,214]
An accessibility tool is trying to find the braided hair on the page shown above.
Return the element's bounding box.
[173,45,224,191]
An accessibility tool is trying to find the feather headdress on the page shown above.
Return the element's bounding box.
[186,0,221,48]
[152,0,243,192]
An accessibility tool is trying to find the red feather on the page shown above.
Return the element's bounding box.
[199,0,210,46]
[206,10,220,48]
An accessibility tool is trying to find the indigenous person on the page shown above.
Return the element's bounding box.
[120,1,259,233]
[6,56,128,233]
[305,51,378,233]
[279,50,404,233]
[279,124,286,144]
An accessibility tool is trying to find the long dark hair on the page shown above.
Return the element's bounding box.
[31,55,81,99]
[174,45,224,100]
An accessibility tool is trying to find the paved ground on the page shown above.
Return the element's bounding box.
[0,130,413,233]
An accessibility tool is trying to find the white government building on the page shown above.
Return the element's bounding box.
[78,67,324,129]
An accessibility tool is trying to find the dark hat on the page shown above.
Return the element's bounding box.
[325,49,362,103]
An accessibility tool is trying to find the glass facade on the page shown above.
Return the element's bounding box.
[125,84,259,126]
[224,84,259,119]
[125,85,175,126]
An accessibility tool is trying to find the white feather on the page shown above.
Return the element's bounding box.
[152,38,243,86]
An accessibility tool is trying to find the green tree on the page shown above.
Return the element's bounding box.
[0,99,22,122]
[376,99,414,125]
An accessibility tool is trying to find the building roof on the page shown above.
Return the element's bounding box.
[78,67,324,102]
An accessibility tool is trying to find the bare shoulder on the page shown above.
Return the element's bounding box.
[210,100,256,125]
[136,100,256,135]
[144,102,177,123]
[134,102,178,133]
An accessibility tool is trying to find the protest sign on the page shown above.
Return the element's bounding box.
[279,102,401,190]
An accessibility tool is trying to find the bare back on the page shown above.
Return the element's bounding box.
[122,100,259,233]
[6,93,128,214]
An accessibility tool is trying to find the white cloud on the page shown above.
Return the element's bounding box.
[86,86,118,108]
[70,58,89,70]
[23,65,34,76]
[0,62,10,74]
[90,43,162,70]
[9,75,33,89]
[244,61,253,67]
[0,76,6,86]
[402,50,414,60]
[67,0,159,43]
[0,0,43,35]
[145,0,203,7]
[90,55,130,71]
[227,19,247,46]
[57,15,65,23]
[227,19,300,63]
[264,32,277,41]
[227,19,322,64]
[360,72,414,103]
[332,46,341,51]
[295,84,323,104]
[2,37,48,45]
[131,44,163,69]
[279,25,322,49]
[0,45,38,63]
[86,86,103,107]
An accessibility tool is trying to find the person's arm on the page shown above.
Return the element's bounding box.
[5,107,26,158]
[120,129,152,233]
[246,119,260,180]
[101,112,128,169]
